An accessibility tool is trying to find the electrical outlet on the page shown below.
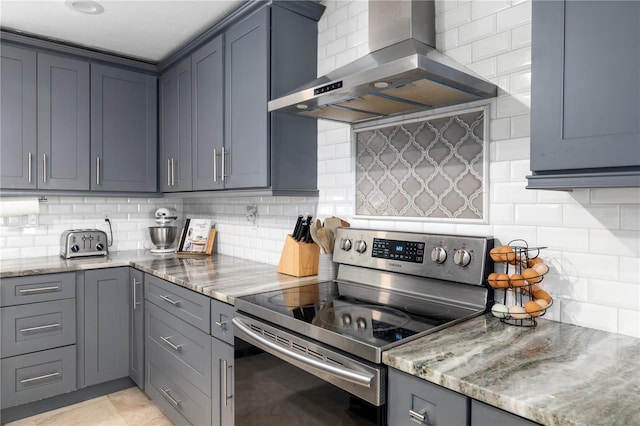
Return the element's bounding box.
[103,211,111,220]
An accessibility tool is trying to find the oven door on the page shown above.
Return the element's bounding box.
[233,313,386,426]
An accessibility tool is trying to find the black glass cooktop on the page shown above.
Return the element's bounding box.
[236,280,478,350]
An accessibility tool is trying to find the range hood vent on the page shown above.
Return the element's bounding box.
[268,0,497,124]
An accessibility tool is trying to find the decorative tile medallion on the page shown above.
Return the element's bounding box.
[355,108,488,221]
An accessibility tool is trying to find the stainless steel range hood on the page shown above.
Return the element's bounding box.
[268,0,497,124]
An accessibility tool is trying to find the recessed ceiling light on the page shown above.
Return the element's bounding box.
[296,104,309,110]
[372,81,391,89]
[65,0,105,15]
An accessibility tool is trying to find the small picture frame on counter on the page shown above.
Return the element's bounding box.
[176,218,216,256]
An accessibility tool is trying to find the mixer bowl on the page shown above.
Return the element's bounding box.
[149,226,178,249]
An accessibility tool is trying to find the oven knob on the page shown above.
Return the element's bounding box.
[70,244,80,253]
[355,317,367,330]
[341,314,352,326]
[454,249,471,267]
[95,243,105,251]
[354,240,367,253]
[340,238,352,251]
[431,247,447,264]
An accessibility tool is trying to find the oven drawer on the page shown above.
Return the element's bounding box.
[146,301,211,396]
[0,273,76,307]
[387,368,468,426]
[1,345,76,409]
[145,274,210,333]
[1,298,76,358]
[211,299,234,345]
[146,350,212,426]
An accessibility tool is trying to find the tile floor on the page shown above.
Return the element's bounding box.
[6,387,171,426]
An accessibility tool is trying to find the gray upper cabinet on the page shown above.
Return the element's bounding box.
[81,267,130,387]
[528,0,640,189]
[160,57,193,192]
[192,36,225,191]
[91,64,157,192]
[38,53,90,190]
[0,45,37,189]
[224,7,269,189]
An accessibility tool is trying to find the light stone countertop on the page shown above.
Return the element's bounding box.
[3,252,639,425]
[0,250,318,305]
[383,314,640,426]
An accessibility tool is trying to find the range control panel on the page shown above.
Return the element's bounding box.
[333,228,493,286]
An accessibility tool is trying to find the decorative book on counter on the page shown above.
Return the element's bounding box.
[176,218,216,256]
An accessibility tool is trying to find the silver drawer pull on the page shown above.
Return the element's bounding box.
[158,294,180,306]
[20,371,60,384]
[215,321,227,330]
[19,286,60,294]
[20,323,61,333]
[160,335,183,352]
[160,388,182,408]
[409,408,431,424]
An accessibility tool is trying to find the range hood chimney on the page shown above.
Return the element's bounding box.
[268,0,497,124]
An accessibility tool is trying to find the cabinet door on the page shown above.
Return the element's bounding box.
[225,8,269,189]
[212,338,234,426]
[91,64,157,192]
[82,267,130,387]
[37,53,90,190]
[160,58,192,192]
[129,269,144,389]
[0,44,37,189]
[471,400,539,426]
[529,0,640,188]
[192,36,224,191]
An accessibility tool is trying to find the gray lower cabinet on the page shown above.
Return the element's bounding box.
[528,0,640,189]
[0,273,77,409]
[90,64,157,192]
[388,368,468,426]
[211,337,234,426]
[129,269,145,389]
[160,56,193,192]
[471,400,539,426]
[0,43,36,189]
[81,268,130,387]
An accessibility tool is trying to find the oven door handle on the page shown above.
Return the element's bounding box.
[232,317,374,389]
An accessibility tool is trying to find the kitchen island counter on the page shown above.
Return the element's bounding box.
[0,251,317,305]
[383,314,640,426]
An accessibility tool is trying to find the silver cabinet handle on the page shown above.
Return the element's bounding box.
[132,278,141,309]
[42,153,47,183]
[28,152,33,183]
[167,159,171,187]
[159,335,183,352]
[171,158,175,186]
[20,323,61,333]
[158,294,180,306]
[221,147,227,181]
[160,388,182,407]
[96,157,101,186]
[19,286,60,294]
[408,408,431,424]
[222,359,233,407]
[215,321,227,331]
[20,371,60,384]
[232,317,374,388]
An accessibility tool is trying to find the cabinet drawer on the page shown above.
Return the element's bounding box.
[0,272,76,307]
[145,274,210,333]
[1,298,76,358]
[1,345,76,409]
[472,400,540,426]
[146,350,212,426]
[388,368,468,426]
[210,299,234,345]
[146,301,211,396]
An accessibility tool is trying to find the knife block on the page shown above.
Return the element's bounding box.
[277,235,320,277]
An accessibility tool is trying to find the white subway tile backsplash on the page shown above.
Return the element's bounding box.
[590,188,640,204]
[560,300,619,333]
[588,278,640,310]
[618,309,640,338]
[509,70,531,94]
[619,257,640,284]
[472,32,511,60]
[510,114,530,138]
[496,1,531,32]
[561,251,618,281]
[496,46,531,74]
[537,227,589,253]
[493,137,529,161]
[511,23,531,49]
[515,204,562,226]
[458,15,496,44]
[509,159,531,180]
[470,0,511,20]
[589,229,640,258]
[438,2,471,31]
[492,182,537,203]
[496,93,530,118]
[621,205,640,230]
[562,205,620,229]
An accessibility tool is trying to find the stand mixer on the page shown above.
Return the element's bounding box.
[149,207,178,253]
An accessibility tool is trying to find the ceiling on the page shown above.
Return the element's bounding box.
[0,0,246,63]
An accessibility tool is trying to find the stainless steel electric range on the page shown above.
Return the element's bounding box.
[232,229,493,426]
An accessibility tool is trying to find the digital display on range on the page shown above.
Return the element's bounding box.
[372,238,424,263]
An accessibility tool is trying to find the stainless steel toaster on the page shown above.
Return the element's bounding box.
[60,229,108,259]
